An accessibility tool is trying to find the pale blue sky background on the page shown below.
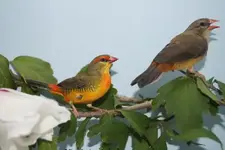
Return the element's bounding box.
[0,0,225,150]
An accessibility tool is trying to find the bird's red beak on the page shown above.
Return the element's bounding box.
[208,19,220,30]
[109,56,118,63]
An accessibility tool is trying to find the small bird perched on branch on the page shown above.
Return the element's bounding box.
[22,54,118,117]
[131,18,219,88]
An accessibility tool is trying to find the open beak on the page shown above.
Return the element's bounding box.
[109,56,118,63]
[208,19,220,30]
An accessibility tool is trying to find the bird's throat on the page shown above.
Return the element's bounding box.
[202,30,210,42]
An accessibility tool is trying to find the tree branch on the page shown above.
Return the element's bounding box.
[11,70,224,118]
[179,70,222,94]
[76,100,153,118]
[116,95,145,103]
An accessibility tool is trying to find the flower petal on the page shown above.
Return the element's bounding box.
[0,88,71,150]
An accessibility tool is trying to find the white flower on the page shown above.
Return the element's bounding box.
[0,88,71,150]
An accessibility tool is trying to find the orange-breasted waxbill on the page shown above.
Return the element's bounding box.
[25,54,118,117]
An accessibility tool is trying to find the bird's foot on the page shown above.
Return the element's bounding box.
[194,71,206,80]
[87,104,110,114]
[70,104,79,118]
[186,68,206,80]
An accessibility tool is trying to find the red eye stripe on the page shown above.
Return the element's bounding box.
[92,55,110,63]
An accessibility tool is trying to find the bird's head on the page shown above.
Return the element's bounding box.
[185,18,219,41]
[89,54,118,73]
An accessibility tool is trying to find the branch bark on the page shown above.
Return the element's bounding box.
[179,70,222,94]
[116,95,145,103]
[76,100,152,118]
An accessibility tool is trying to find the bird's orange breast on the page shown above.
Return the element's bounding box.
[64,73,112,104]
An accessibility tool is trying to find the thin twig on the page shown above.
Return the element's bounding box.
[116,95,144,103]
[76,101,153,118]
[217,99,225,105]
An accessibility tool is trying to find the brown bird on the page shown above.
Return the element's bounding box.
[131,18,219,88]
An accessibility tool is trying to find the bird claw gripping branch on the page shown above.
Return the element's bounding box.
[186,68,206,80]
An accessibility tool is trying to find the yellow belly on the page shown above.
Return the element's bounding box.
[172,55,205,70]
[65,74,111,104]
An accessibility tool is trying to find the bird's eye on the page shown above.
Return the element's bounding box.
[200,22,206,26]
[100,58,107,62]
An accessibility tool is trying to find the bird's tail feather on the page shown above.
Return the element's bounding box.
[130,65,162,88]
[48,84,62,94]
[25,79,49,89]
[24,79,62,94]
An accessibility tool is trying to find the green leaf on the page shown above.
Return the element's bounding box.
[215,80,225,97]
[58,114,77,142]
[131,121,159,150]
[68,115,77,136]
[88,114,129,150]
[208,77,214,84]
[75,117,91,150]
[99,142,117,150]
[21,84,40,95]
[146,122,158,144]
[153,134,167,150]
[173,128,223,150]
[0,54,16,88]
[87,114,110,137]
[114,95,124,109]
[197,78,219,101]
[37,138,57,150]
[92,85,117,109]
[208,102,219,116]
[151,96,166,111]
[156,76,209,132]
[58,122,70,142]
[132,133,151,150]
[29,143,37,150]
[11,56,57,83]
[120,110,149,137]
[100,119,129,149]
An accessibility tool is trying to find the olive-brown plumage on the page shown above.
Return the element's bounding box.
[24,54,118,117]
[51,55,117,104]
[131,18,219,88]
